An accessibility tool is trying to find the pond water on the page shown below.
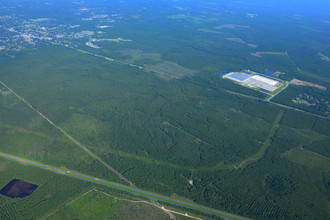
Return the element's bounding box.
[264,70,275,75]
[0,179,38,198]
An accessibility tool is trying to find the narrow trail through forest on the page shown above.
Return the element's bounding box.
[235,111,283,169]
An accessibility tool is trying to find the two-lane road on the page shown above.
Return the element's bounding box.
[0,152,248,220]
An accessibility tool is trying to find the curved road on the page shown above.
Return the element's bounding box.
[0,152,248,220]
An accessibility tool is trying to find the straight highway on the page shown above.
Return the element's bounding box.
[0,79,133,186]
[0,152,248,220]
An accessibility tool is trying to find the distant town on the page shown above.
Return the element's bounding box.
[0,6,125,58]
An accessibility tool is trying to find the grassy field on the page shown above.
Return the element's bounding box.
[47,189,172,220]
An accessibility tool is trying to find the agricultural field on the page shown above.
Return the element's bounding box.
[0,0,329,219]
[48,189,176,220]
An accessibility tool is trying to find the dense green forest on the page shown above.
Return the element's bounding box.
[0,0,329,219]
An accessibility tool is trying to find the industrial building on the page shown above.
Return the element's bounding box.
[223,71,282,92]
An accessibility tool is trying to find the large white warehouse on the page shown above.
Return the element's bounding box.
[251,75,279,86]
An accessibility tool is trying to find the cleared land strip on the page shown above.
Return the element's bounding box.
[0,152,249,220]
[235,111,283,169]
[75,48,144,70]
[286,52,302,73]
[0,80,133,186]
[50,43,142,69]
[105,148,233,173]
[269,100,329,120]
[250,51,302,74]
[164,122,215,148]
[75,49,115,61]
[250,51,287,58]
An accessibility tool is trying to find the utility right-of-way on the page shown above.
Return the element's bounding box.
[0,79,133,186]
[0,151,248,220]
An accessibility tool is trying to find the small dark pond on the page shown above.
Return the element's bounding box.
[264,70,275,76]
[0,179,38,198]
[216,72,227,77]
